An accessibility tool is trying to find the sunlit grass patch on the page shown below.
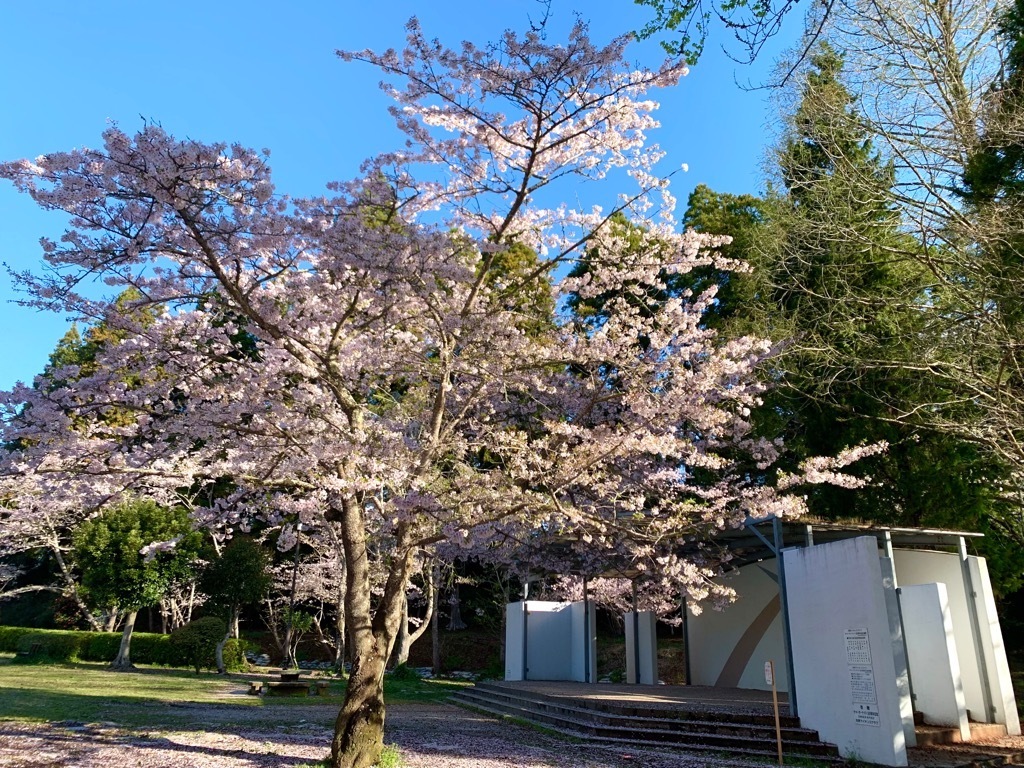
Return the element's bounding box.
[0,660,472,727]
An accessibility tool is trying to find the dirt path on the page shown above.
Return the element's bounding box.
[0,702,776,768]
[2,702,1023,767]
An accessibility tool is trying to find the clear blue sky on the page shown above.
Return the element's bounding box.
[0,0,795,391]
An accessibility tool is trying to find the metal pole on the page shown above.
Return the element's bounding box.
[632,579,641,684]
[582,576,591,683]
[773,516,798,717]
[959,536,995,721]
[681,595,691,686]
[522,580,529,681]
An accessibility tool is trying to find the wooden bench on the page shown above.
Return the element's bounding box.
[247,681,263,696]
[312,680,331,696]
[16,642,42,658]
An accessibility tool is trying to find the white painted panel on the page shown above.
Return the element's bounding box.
[784,537,908,767]
[625,611,658,685]
[570,601,597,684]
[900,583,970,739]
[524,601,572,681]
[969,557,1021,735]
[893,550,984,721]
[880,557,917,748]
[686,560,788,692]
[505,602,525,681]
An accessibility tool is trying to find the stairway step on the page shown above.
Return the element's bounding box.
[454,688,822,741]
[451,692,840,758]
[452,696,842,761]
[472,681,802,728]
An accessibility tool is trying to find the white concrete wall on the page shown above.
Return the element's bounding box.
[686,560,788,692]
[893,550,984,721]
[969,557,1021,735]
[784,537,909,767]
[504,600,595,683]
[880,556,917,748]
[525,602,573,680]
[570,600,597,684]
[625,611,658,684]
[900,583,970,738]
[505,602,526,680]
[892,549,1020,732]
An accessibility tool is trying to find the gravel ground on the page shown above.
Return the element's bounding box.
[0,703,792,768]
[1,703,1022,767]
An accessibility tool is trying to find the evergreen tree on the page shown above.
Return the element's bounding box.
[732,47,1013,585]
[73,499,203,670]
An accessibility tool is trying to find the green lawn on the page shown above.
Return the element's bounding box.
[0,656,469,728]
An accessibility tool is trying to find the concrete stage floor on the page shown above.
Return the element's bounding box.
[484,680,790,716]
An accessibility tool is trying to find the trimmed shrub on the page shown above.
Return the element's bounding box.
[83,631,123,661]
[1,626,186,666]
[170,617,226,673]
[0,626,34,653]
[222,637,252,673]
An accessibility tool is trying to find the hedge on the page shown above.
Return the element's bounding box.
[0,625,251,668]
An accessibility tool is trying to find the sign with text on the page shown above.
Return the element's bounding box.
[845,628,880,726]
[844,628,872,666]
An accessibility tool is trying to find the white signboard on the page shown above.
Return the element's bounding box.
[853,702,881,727]
[849,666,878,705]
[845,628,880,726]
[844,628,872,666]
[764,661,774,686]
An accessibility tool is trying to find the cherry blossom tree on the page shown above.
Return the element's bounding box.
[0,19,879,768]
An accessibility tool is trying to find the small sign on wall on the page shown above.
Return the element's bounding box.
[845,628,880,727]
[844,628,872,666]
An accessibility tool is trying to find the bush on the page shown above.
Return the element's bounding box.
[170,617,226,673]
[0,625,186,666]
[390,663,420,681]
[223,637,252,672]
[129,632,181,666]
[0,626,34,653]
[83,631,122,661]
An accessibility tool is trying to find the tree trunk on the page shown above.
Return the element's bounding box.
[49,539,103,632]
[393,564,435,668]
[263,598,287,663]
[329,495,412,768]
[431,564,441,674]
[111,610,137,670]
[215,606,236,674]
[447,584,467,630]
[334,578,347,673]
[391,592,410,668]
[185,581,196,624]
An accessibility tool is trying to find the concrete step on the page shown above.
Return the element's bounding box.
[458,686,821,742]
[451,687,840,760]
[472,681,803,728]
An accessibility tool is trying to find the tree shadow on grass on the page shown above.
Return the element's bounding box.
[0,683,339,733]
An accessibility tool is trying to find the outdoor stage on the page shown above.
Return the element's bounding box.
[478,680,790,716]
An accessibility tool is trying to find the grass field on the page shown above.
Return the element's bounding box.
[0,655,469,729]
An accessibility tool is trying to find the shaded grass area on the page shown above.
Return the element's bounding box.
[0,656,469,730]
